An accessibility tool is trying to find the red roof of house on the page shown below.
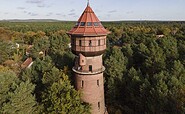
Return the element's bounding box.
[21,57,33,69]
[67,4,110,36]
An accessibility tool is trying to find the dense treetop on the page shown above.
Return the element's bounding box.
[0,21,185,114]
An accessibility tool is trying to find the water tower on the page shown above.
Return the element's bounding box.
[67,2,110,114]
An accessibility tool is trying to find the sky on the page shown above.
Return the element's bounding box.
[0,0,185,21]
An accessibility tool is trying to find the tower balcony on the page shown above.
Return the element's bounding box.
[72,66,105,75]
[72,48,106,57]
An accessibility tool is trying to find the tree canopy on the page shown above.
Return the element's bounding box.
[0,21,185,114]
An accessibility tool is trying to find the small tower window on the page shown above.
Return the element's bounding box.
[81,80,84,88]
[98,40,100,46]
[104,39,106,45]
[75,22,80,26]
[94,22,99,26]
[80,22,85,26]
[98,102,100,110]
[89,40,92,46]
[97,80,99,86]
[79,40,82,46]
[87,22,92,26]
[89,65,92,72]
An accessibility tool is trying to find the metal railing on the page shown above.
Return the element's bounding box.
[72,66,105,75]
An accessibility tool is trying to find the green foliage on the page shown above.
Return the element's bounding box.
[167,61,185,113]
[105,47,127,79]
[0,21,185,114]
[0,40,15,64]
[21,56,54,83]
[0,69,37,114]
[157,36,179,60]
[30,37,50,59]
[143,41,166,74]
[0,70,18,109]
[2,81,37,114]
[0,22,74,33]
[42,72,90,114]
[48,33,74,69]
[21,55,89,113]
[104,47,127,107]
[104,21,185,114]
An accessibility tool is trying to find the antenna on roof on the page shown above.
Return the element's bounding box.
[87,0,90,6]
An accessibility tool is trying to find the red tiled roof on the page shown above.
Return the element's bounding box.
[67,4,110,36]
[21,57,33,69]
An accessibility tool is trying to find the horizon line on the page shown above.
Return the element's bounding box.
[0,19,185,22]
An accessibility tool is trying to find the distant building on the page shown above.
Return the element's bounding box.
[156,34,165,38]
[67,2,110,114]
[21,57,33,69]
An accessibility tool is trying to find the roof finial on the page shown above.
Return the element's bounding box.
[87,0,90,6]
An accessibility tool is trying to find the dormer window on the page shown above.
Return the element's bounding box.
[94,22,99,26]
[75,22,80,26]
[80,22,85,26]
[87,22,92,26]
[67,4,110,36]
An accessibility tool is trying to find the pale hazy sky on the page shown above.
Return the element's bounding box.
[0,0,185,21]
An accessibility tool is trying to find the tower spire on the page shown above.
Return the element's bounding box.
[87,0,90,6]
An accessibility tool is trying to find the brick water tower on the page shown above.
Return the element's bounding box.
[67,2,110,114]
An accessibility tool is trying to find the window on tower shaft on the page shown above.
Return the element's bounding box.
[89,65,92,72]
[97,80,99,86]
[81,80,84,88]
[98,102,100,110]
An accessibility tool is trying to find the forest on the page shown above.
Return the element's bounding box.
[0,21,185,114]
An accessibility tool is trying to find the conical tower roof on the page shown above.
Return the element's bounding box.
[67,3,110,36]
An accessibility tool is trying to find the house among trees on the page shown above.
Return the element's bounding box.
[21,57,33,69]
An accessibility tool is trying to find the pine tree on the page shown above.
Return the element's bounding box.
[0,69,18,111]
[0,69,37,114]
[42,72,90,114]
[2,81,37,114]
